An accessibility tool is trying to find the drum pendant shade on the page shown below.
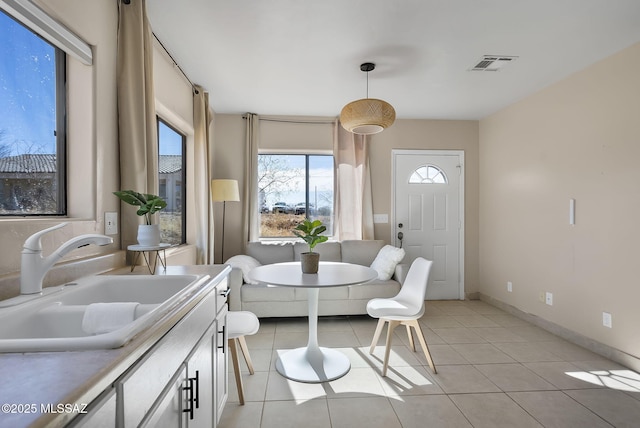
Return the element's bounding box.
[340,63,395,135]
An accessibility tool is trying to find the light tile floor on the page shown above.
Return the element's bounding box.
[219,300,640,428]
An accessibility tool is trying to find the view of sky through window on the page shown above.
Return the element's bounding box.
[0,11,56,155]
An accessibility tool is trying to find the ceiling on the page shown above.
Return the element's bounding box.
[147,0,640,120]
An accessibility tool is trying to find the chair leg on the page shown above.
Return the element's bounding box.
[228,338,245,405]
[237,335,255,375]
[382,320,400,377]
[406,324,415,351]
[369,318,386,354]
[408,319,437,374]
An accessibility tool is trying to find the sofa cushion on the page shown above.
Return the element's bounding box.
[341,240,385,266]
[293,241,342,262]
[370,245,406,280]
[246,242,294,265]
[225,255,261,284]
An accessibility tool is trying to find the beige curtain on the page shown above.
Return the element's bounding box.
[333,120,374,240]
[116,0,158,249]
[193,86,214,264]
[242,113,260,249]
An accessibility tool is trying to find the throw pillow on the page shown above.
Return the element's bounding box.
[370,245,405,280]
[225,255,261,284]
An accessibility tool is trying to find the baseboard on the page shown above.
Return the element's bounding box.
[479,293,640,372]
[465,291,480,300]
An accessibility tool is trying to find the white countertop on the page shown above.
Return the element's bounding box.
[0,265,230,428]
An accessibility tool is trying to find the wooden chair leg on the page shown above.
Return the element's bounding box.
[382,320,400,377]
[369,318,386,354]
[228,338,245,405]
[237,335,255,374]
[409,319,437,374]
[406,324,415,351]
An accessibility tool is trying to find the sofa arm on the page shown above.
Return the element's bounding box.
[393,263,410,285]
[228,267,244,311]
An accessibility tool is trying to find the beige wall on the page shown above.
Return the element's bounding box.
[0,0,196,297]
[213,115,480,295]
[479,43,640,361]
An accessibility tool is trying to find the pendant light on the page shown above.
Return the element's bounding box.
[340,62,396,135]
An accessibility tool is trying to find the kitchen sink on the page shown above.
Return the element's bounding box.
[0,274,211,352]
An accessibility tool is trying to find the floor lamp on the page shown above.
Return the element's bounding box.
[211,179,240,264]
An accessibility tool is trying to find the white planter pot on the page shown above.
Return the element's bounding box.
[137,224,161,246]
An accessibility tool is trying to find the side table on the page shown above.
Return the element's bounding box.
[127,243,170,274]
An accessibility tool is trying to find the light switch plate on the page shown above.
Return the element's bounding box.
[545,292,553,306]
[602,312,612,328]
[105,212,118,235]
[373,214,389,224]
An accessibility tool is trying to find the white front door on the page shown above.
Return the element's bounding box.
[393,150,464,300]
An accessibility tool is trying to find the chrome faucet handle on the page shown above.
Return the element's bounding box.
[23,222,69,252]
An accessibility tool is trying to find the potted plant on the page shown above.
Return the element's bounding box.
[293,219,328,273]
[113,190,167,246]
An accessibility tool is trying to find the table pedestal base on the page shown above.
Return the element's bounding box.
[275,346,351,383]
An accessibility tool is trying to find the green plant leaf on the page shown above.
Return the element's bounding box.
[292,218,328,252]
[113,190,167,225]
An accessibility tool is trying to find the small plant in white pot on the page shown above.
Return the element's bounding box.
[293,219,328,273]
[113,190,167,246]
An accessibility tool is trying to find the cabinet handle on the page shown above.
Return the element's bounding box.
[192,370,200,409]
[183,378,194,420]
[217,325,226,354]
[219,288,231,297]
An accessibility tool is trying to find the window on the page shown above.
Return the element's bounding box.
[0,10,66,215]
[157,118,186,245]
[409,165,447,184]
[258,154,334,238]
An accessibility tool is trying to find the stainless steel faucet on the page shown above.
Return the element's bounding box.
[20,223,113,295]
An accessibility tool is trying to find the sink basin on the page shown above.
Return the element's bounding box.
[0,274,211,352]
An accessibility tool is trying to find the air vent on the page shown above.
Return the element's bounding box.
[470,55,518,71]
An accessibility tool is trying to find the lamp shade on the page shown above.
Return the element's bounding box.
[340,98,396,135]
[211,179,240,202]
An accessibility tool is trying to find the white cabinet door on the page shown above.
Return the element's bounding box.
[187,332,214,427]
[67,388,116,428]
[214,306,228,424]
[139,365,188,428]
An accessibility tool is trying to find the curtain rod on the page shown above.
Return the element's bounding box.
[152,32,198,94]
[242,116,335,125]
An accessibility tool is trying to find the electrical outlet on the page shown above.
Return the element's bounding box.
[545,292,553,306]
[539,292,545,303]
[507,281,513,292]
[602,312,612,328]
[105,212,118,235]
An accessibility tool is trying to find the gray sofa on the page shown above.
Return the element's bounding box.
[227,240,408,318]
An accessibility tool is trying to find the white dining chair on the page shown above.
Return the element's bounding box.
[227,311,260,405]
[366,257,437,376]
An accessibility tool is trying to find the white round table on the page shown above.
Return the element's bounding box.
[249,262,377,383]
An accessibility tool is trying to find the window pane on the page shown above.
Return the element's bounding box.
[308,155,334,235]
[0,10,65,215]
[258,154,333,238]
[158,119,185,245]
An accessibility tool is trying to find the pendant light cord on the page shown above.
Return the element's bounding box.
[366,70,369,99]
